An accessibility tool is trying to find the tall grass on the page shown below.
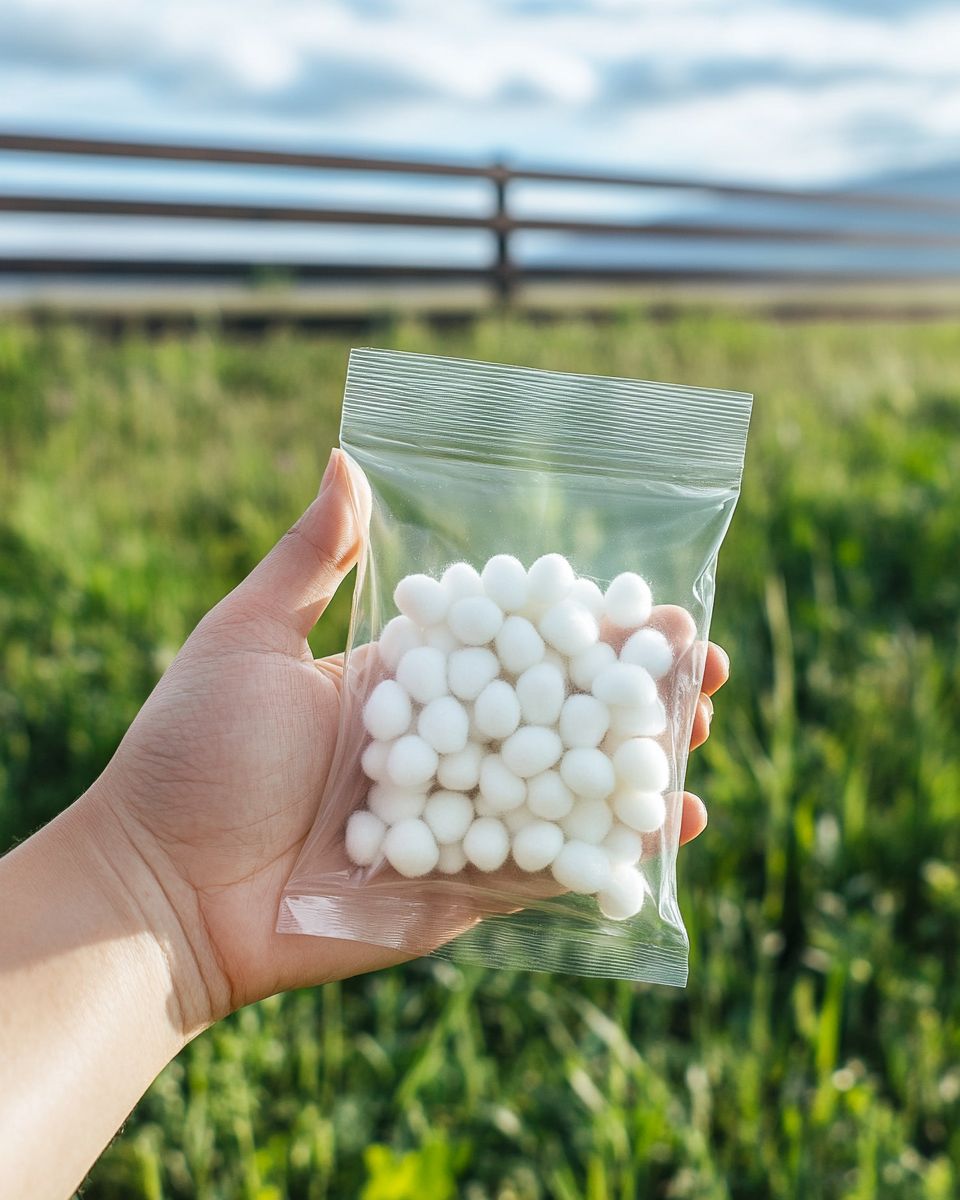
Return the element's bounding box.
[2,312,959,1198]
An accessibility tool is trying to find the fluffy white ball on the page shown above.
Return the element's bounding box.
[473,680,522,740]
[604,572,652,629]
[558,694,610,749]
[591,662,657,710]
[436,741,483,791]
[360,738,392,782]
[568,641,617,691]
[512,820,564,873]
[423,790,474,844]
[481,554,529,612]
[478,753,527,812]
[612,738,670,792]
[441,561,484,602]
[417,695,470,755]
[383,817,440,878]
[366,782,427,823]
[608,699,667,739]
[602,823,644,866]
[526,553,575,609]
[526,770,576,819]
[568,577,605,620]
[447,596,504,645]
[378,615,424,671]
[385,735,440,789]
[345,810,386,866]
[396,646,449,705]
[560,748,616,800]
[394,573,449,628]
[500,726,564,778]
[424,625,459,654]
[551,841,612,894]
[363,679,412,741]
[437,841,468,874]
[597,864,646,920]
[495,615,545,675]
[620,627,673,678]
[463,817,510,871]
[502,804,535,834]
[447,647,499,702]
[516,662,566,726]
[561,797,613,844]
[613,788,666,833]
[539,599,599,657]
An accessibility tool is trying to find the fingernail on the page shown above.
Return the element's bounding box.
[702,694,714,723]
[317,448,342,497]
[716,645,730,678]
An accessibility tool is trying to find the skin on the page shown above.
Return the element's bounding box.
[0,449,729,1199]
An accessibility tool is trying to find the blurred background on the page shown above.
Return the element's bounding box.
[2,2,960,1197]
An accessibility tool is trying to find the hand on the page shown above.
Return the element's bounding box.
[86,450,730,1033]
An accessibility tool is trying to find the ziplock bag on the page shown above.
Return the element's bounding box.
[278,349,752,984]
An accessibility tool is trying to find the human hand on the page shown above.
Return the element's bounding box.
[85,450,729,1034]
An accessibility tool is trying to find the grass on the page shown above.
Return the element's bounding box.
[2,310,960,1199]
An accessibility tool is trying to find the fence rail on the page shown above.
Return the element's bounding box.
[1,131,958,304]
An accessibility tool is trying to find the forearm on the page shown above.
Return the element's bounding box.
[0,787,206,1199]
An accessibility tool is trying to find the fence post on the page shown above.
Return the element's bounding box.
[491,161,513,306]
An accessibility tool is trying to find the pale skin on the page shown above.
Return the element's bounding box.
[0,449,730,1199]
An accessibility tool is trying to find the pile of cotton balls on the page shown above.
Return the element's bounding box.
[346,554,678,921]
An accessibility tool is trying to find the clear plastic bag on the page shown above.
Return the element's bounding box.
[277,349,752,984]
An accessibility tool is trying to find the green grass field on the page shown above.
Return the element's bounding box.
[2,312,960,1199]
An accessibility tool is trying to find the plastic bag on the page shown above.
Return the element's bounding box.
[277,348,752,984]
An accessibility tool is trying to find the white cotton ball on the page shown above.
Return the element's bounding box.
[568,577,605,620]
[474,793,497,818]
[437,741,483,791]
[569,641,617,691]
[602,823,644,866]
[561,797,613,844]
[474,680,522,740]
[424,625,459,654]
[423,790,474,844]
[539,599,599,657]
[516,662,566,726]
[441,561,484,602]
[360,739,392,782]
[345,810,387,866]
[383,817,440,878]
[551,840,612,894]
[396,646,448,705]
[542,648,567,673]
[448,647,499,702]
[463,817,510,871]
[394,573,449,628]
[367,782,427,823]
[363,680,413,741]
[478,753,526,812]
[386,735,440,789]
[526,553,575,609]
[481,554,529,612]
[417,695,470,755]
[512,820,565,872]
[591,663,657,710]
[437,841,468,874]
[558,694,610,749]
[613,788,666,833]
[526,770,576,819]
[608,699,667,739]
[597,864,646,920]
[447,596,504,646]
[502,804,536,834]
[612,738,670,792]
[378,615,424,671]
[500,726,564,778]
[621,627,674,678]
[560,748,616,800]
[495,615,545,675]
[604,572,653,629]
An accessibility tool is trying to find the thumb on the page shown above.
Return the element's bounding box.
[227,448,371,639]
